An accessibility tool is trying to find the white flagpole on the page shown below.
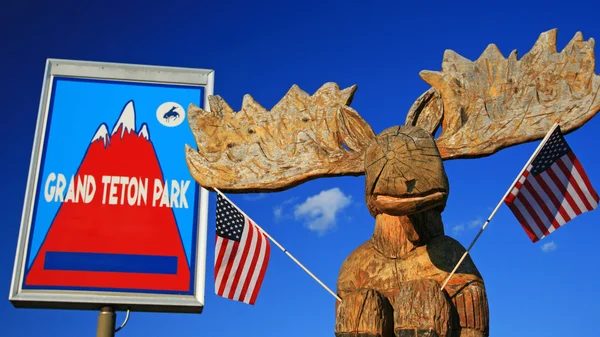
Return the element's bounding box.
[213,187,342,302]
[440,122,561,291]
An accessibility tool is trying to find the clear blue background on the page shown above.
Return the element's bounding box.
[1,1,599,336]
[28,78,203,270]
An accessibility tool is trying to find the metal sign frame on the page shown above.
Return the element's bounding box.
[9,59,213,313]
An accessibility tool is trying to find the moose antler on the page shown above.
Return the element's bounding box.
[185,83,376,192]
[406,29,600,159]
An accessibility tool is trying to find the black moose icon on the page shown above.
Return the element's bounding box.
[163,106,180,122]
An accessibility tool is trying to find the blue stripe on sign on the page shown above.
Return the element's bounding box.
[44,252,178,274]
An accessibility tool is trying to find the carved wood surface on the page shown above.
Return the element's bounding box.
[393,279,452,337]
[407,29,600,159]
[335,289,394,337]
[364,126,449,217]
[446,283,489,336]
[336,215,483,296]
[186,29,600,194]
[185,83,375,192]
[405,88,443,135]
[335,212,486,336]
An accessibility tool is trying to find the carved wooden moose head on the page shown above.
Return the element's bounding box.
[185,29,600,337]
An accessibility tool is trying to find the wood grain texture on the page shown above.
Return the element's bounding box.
[365,126,448,217]
[336,211,487,336]
[409,29,600,159]
[186,29,600,192]
[393,279,452,337]
[185,83,375,192]
[405,88,443,135]
[335,289,394,337]
[450,283,489,335]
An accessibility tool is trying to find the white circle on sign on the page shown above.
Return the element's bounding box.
[156,102,185,127]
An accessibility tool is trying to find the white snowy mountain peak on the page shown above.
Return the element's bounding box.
[138,124,149,140]
[91,124,110,147]
[90,100,151,145]
[111,101,137,137]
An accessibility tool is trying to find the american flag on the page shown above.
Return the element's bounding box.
[505,126,598,242]
[214,193,271,305]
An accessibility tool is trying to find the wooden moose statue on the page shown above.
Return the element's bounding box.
[184,29,600,337]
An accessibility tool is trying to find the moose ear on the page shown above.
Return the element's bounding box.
[406,29,600,160]
[405,87,443,136]
[185,83,376,193]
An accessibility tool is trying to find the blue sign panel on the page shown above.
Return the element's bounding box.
[10,60,213,313]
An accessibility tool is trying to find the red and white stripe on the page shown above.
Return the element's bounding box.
[505,152,599,242]
[214,218,270,305]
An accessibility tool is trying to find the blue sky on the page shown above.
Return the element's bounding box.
[1,0,600,336]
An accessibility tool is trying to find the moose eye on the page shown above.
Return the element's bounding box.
[406,179,416,193]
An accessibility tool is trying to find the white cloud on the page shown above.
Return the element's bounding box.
[273,206,283,219]
[272,197,298,222]
[452,224,465,236]
[244,193,266,201]
[468,217,484,228]
[541,241,558,253]
[283,197,298,205]
[450,217,483,236]
[293,188,352,235]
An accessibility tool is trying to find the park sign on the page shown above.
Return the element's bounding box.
[9,59,213,313]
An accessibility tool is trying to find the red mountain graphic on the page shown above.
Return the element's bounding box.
[25,101,191,292]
